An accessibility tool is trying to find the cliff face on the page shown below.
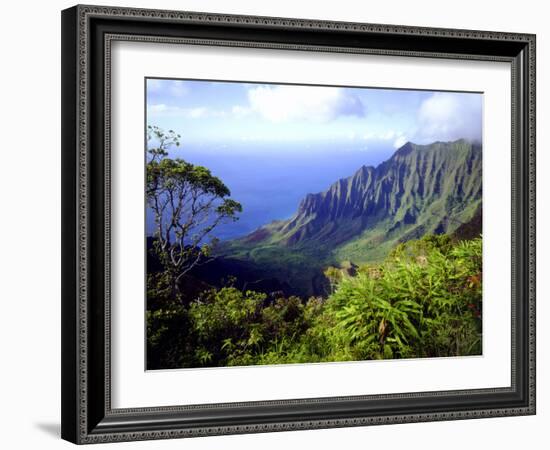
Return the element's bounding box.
[247,140,481,248]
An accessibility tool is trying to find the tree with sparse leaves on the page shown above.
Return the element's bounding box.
[146,125,242,301]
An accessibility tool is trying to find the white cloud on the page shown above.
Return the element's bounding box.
[147,79,189,97]
[414,92,482,143]
[148,103,169,113]
[380,130,396,140]
[168,80,189,97]
[393,135,408,149]
[186,107,209,119]
[245,85,365,123]
[148,104,225,119]
[361,92,482,149]
[363,129,408,148]
[364,130,397,141]
[231,105,251,117]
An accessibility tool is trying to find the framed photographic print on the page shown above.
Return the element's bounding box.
[61,4,536,444]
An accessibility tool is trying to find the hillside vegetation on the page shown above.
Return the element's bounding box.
[146,131,483,370]
[148,234,482,369]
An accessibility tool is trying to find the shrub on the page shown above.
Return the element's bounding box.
[147,235,483,368]
[310,236,482,360]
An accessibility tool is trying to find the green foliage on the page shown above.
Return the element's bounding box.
[147,234,482,369]
[187,287,316,367]
[146,272,194,368]
[147,306,192,369]
[145,136,484,368]
[312,235,482,360]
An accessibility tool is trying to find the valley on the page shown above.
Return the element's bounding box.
[214,139,482,296]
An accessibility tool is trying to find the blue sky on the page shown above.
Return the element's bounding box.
[146,78,482,151]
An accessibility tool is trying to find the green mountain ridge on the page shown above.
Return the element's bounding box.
[218,139,482,295]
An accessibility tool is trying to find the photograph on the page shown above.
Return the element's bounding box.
[145,78,483,370]
[57,3,536,445]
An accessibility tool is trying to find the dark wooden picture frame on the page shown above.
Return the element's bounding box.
[61,4,536,444]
